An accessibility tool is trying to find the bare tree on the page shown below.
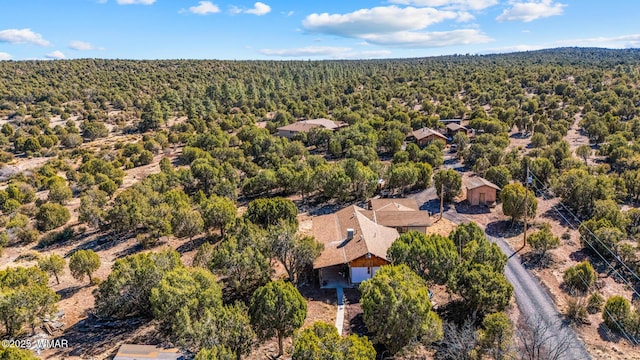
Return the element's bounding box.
[437,318,479,360]
[516,314,574,360]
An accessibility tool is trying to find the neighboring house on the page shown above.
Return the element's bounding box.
[438,118,463,125]
[368,198,431,233]
[313,205,399,286]
[113,344,183,360]
[464,176,500,206]
[276,118,346,139]
[446,123,471,137]
[407,127,448,147]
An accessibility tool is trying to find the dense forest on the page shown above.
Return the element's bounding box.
[1,47,640,359]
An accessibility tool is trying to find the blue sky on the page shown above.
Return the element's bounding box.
[0,0,638,60]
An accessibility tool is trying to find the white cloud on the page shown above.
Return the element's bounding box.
[303,6,459,37]
[286,11,294,17]
[0,28,50,46]
[259,46,393,59]
[231,2,271,16]
[0,52,11,60]
[116,0,156,4]
[456,11,475,22]
[246,2,271,16]
[497,0,566,22]
[389,0,499,10]
[45,50,65,59]
[189,1,220,14]
[361,29,493,47]
[68,40,96,51]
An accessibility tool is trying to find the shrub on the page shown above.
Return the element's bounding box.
[36,203,70,231]
[38,227,76,248]
[587,292,605,314]
[602,296,630,333]
[563,261,596,294]
[565,298,588,325]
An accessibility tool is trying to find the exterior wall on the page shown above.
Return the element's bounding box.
[349,255,388,268]
[407,226,427,233]
[277,129,297,139]
[349,255,388,283]
[350,267,371,283]
[467,186,497,206]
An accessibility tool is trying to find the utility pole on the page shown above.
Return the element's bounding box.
[440,183,444,221]
[523,165,529,248]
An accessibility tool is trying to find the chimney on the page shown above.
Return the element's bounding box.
[346,228,354,240]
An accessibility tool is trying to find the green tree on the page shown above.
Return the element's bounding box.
[500,183,537,225]
[387,231,458,285]
[249,280,307,356]
[484,166,512,190]
[528,223,560,260]
[0,346,40,359]
[563,260,596,294]
[95,250,182,318]
[35,202,70,232]
[199,236,272,302]
[195,346,235,360]
[293,321,375,360]
[69,249,101,285]
[434,169,462,203]
[150,267,222,337]
[479,312,513,360]
[172,206,204,240]
[449,222,486,257]
[387,163,419,195]
[0,267,59,336]
[139,100,165,131]
[48,181,73,204]
[602,296,630,334]
[78,189,108,229]
[245,197,298,228]
[575,144,592,165]
[38,254,66,284]
[453,263,513,314]
[360,264,443,354]
[269,222,323,285]
[530,132,547,148]
[200,195,236,237]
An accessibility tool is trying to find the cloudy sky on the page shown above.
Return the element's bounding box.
[0,0,638,60]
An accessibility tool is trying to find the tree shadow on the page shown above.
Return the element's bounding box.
[69,232,135,256]
[175,236,209,255]
[486,220,521,238]
[541,206,579,229]
[56,285,84,300]
[598,322,623,343]
[51,314,158,359]
[420,199,450,214]
[454,202,490,215]
[37,228,99,251]
[436,300,476,325]
[520,251,554,270]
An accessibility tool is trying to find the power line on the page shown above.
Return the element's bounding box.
[526,171,640,300]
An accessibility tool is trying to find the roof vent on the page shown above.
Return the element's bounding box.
[347,228,354,240]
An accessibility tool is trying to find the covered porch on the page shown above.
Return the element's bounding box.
[318,264,354,289]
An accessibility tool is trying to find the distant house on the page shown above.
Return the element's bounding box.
[407,127,448,147]
[313,205,399,285]
[438,118,462,125]
[464,176,500,206]
[113,344,183,360]
[276,118,346,139]
[445,123,471,137]
[368,198,431,233]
